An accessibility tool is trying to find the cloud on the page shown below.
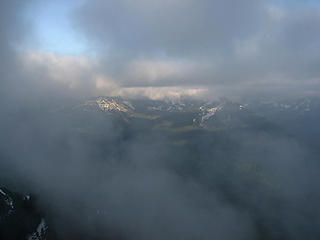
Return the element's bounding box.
[19,51,209,99]
[69,0,320,98]
[74,0,266,57]
[3,0,320,100]
[21,51,99,95]
[7,0,319,100]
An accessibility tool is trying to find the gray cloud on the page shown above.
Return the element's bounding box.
[70,0,320,97]
[3,0,320,99]
[74,0,266,57]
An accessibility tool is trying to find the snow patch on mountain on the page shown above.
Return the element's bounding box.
[97,98,130,112]
[201,106,223,122]
[28,218,48,240]
[0,188,15,216]
[147,101,187,112]
[0,188,6,196]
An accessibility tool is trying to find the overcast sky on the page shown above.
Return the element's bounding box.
[5,0,320,99]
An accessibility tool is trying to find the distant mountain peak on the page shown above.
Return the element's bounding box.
[96,97,131,112]
[200,105,223,124]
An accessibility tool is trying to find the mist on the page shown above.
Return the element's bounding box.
[1,0,320,239]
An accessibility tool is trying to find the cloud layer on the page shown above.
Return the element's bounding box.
[7,0,320,99]
[65,0,320,98]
